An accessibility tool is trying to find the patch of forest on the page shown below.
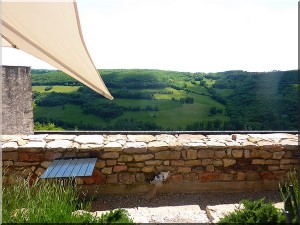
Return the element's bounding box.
[31,69,298,131]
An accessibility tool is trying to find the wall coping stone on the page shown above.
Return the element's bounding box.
[1,133,298,151]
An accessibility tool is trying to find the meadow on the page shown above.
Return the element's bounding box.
[32,69,298,131]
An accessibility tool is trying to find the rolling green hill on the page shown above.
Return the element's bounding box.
[31,69,298,131]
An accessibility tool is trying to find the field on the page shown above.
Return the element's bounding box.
[31,69,298,131]
[32,85,80,93]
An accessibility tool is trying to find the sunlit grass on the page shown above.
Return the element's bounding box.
[2,174,133,223]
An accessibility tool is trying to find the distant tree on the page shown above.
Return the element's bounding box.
[210,107,217,115]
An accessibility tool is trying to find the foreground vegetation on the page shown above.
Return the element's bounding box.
[2,175,133,223]
[32,69,298,131]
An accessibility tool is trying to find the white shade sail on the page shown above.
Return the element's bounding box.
[1,0,113,100]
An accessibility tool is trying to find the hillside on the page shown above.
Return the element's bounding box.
[31,69,298,131]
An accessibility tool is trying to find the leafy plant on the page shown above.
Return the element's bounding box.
[2,174,133,223]
[280,169,299,224]
[218,198,286,224]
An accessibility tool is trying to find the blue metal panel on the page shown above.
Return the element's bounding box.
[69,158,85,177]
[76,159,90,177]
[84,158,97,176]
[40,159,60,178]
[45,159,66,178]
[40,158,97,179]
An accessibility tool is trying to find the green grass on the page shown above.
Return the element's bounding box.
[185,82,210,95]
[214,88,234,97]
[2,175,133,223]
[34,104,106,127]
[203,78,215,87]
[32,85,80,93]
[150,103,229,129]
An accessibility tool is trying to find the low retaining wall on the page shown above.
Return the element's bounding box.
[2,133,299,194]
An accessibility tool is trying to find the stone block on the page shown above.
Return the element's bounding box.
[145,160,162,166]
[185,160,201,166]
[206,165,215,172]
[183,142,207,149]
[219,173,233,181]
[232,150,243,158]
[184,173,198,181]
[124,142,147,154]
[244,150,251,158]
[113,165,128,172]
[155,151,181,160]
[198,150,214,159]
[95,161,106,169]
[46,140,72,149]
[282,151,293,159]
[265,159,280,165]
[14,162,39,166]
[101,167,113,174]
[133,154,154,161]
[3,152,18,161]
[260,171,275,180]
[45,135,76,140]
[83,169,106,184]
[215,150,226,159]
[251,150,272,159]
[41,161,51,168]
[74,135,104,144]
[187,149,197,159]
[128,167,141,172]
[236,171,246,181]
[80,144,102,150]
[63,152,76,158]
[202,159,213,166]
[223,159,236,167]
[106,160,117,166]
[170,173,184,181]
[206,141,226,149]
[155,134,177,143]
[213,159,223,167]
[272,151,285,159]
[101,152,119,159]
[103,142,123,151]
[252,159,265,165]
[21,141,46,149]
[200,172,219,182]
[128,162,145,167]
[170,160,185,166]
[106,174,118,184]
[178,167,192,173]
[119,173,136,184]
[147,141,169,151]
[225,141,241,148]
[2,142,19,149]
[156,165,176,172]
[19,152,44,162]
[242,141,258,149]
[142,166,155,173]
[127,135,156,142]
[245,171,260,181]
[268,165,280,171]
[117,155,133,162]
[136,173,146,182]
[163,161,170,166]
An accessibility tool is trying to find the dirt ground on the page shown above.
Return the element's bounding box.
[91,190,282,212]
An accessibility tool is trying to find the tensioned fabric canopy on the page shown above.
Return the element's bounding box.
[1,0,113,100]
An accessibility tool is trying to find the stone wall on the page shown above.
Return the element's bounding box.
[2,66,34,135]
[2,133,299,194]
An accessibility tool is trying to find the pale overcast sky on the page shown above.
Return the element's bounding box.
[2,0,298,73]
